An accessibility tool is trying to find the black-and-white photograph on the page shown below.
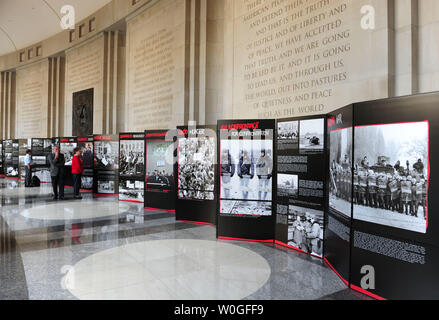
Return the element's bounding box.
[5,153,12,162]
[277,174,298,198]
[94,141,119,170]
[221,200,272,216]
[287,205,324,257]
[178,189,214,200]
[6,166,18,177]
[146,140,174,191]
[81,176,93,189]
[119,180,144,202]
[60,142,77,166]
[299,118,324,153]
[120,140,144,176]
[43,139,53,154]
[329,127,353,218]
[79,142,94,168]
[4,140,12,150]
[32,156,47,165]
[352,121,429,233]
[278,121,299,142]
[178,137,215,199]
[97,180,115,194]
[34,168,51,182]
[220,139,273,201]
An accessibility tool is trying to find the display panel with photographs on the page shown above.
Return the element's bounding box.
[146,140,174,192]
[3,140,18,178]
[276,116,327,255]
[329,127,353,218]
[93,135,119,195]
[178,136,215,200]
[353,121,429,234]
[0,142,3,176]
[60,138,78,166]
[120,136,145,178]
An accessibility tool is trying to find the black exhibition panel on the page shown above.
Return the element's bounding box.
[275,115,327,257]
[18,139,31,182]
[216,119,276,241]
[0,141,3,177]
[59,137,78,187]
[144,130,175,211]
[77,136,94,191]
[31,138,51,183]
[349,92,439,300]
[119,133,145,203]
[175,125,217,225]
[93,135,119,196]
[324,104,353,286]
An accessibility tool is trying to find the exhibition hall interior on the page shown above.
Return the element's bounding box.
[0,0,438,303]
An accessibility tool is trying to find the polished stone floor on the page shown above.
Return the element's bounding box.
[0,179,369,300]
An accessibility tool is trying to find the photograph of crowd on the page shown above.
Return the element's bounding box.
[220,139,273,201]
[120,140,144,176]
[81,176,93,189]
[119,180,144,202]
[146,140,174,191]
[221,200,272,216]
[94,141,119,170]
[287,205,324,257]
[97,180,115,194]
[178,189,214,200]
[329,127,353,218]
[60,142,77,166]
[277,174,298,198]
[278,120,299,143]
[79,142,94,168]
[352,122,429,233]
[178,137,215,200]
[299,118,324,153]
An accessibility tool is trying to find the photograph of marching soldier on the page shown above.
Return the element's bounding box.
[352,121,429,233]
[287,205,324,257]
[120,140,145,176]
[278,120,299,145]
[329,127,353,217]
[299,118,325,153]
[178,137,215,200]
[220,139,273,201]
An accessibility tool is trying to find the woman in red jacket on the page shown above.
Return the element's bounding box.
[72,147,84,199]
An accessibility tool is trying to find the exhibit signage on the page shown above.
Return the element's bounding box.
[145,130,175,211]
[31,138,51,183]
[275,116,327,258]
[175,125,217,224]
[119,133,145,203]
[93,135,119,195]
[77,136,94,191]
[217,119,276,241]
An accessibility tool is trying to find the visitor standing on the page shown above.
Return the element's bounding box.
[72,147,83,200]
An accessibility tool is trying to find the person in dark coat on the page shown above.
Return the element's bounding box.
[48,145,65,200]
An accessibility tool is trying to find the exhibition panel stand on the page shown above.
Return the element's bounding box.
[144,130,175,211]
[324,105,353,287]
[0,141,3,177]
[175,125,217,225]
[348,93,439,300]
[60,137,78,187]
[217,119,276,242]
[31,138,52,183]
[275,116,327,257]
[4,140,20,179]
[93,135,119,196]
[119,133,145,203]
[77,136,94,191]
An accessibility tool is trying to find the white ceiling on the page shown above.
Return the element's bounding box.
[0,0,112,56]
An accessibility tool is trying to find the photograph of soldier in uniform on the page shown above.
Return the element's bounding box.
[94,141,119,170]
[220,139,273,201]
[329,127,353,218]
[178,137,215,200]
[299,118,324,153]
[119,180,144,202]
[120,140,144,177]
[79,142,94,168]
[220,200,272,216]
[146,140,174,191]
[352,121,429,233]
[277,174,298,198]
[60,142,77,166]
[287,206,324,257]
[278,121,299,143]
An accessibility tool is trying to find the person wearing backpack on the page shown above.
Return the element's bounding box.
[72,147,84,200]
